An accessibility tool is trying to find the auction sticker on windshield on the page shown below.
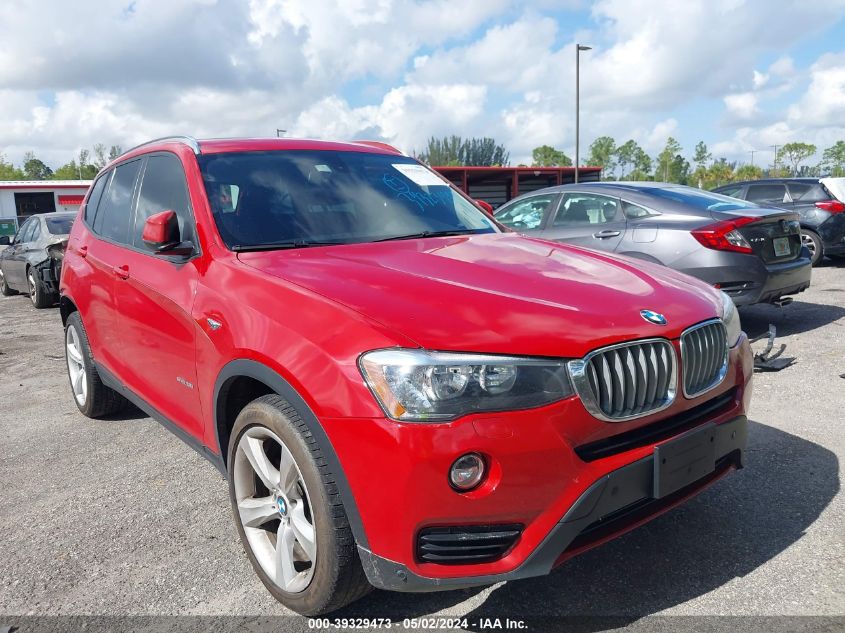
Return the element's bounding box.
[392,163,447,187]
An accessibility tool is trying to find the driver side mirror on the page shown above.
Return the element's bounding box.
[475,200,494,216]
[142,210,194,257]
[0,236,10,246]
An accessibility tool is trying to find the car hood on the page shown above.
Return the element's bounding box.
[237,233,723,358]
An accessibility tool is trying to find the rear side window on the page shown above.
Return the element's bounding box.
[29,219,42,242]
[555,193,619,226]
[788,183,828,202]
[746,184,788,204]
[21,219,38,243]
[94,160,141,244]
[84,173,109,224]
[133,154,195,247]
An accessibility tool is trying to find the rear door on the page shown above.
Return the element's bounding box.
[111,152,204,439]
[1,217,35,286]
[541,191,626,252]
[745,183,790,209]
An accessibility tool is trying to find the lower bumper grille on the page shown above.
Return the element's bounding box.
[417,524,522,564]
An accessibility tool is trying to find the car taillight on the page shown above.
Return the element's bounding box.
[814,200,845,213]
[691,217,757,254]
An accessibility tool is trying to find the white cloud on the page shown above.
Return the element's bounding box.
[724,92,759,120]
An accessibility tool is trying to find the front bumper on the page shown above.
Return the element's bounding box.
[359,415,747,591]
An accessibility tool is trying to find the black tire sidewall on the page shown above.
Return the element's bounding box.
[227,398,346,615]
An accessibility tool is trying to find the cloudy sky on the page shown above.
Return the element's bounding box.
[1,0,844,169]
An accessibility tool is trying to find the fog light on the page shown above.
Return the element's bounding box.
[449,453,485,491]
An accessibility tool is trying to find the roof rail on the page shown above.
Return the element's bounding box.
[120,135,201,158]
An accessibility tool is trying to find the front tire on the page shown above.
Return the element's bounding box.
[227,395,371,615]
[65,312,129,417]
[28,268,53,308]
[0,268,17,296]
[801,229,824,266]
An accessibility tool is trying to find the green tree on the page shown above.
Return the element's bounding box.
[655,137,683,182]
[615,139,648,179]
[734,164,764,181]
[22,152,53,180]
[706,159,734,188]
[693,141,712,170]
[416,136,509,166]
[669,154,690,184]
[0,154,25,180]
[587,136,616,176]
[108,145,123,161]
[53,160,82,180]
[531,145,572,167]
[821,141,845,177]
[780,142,817,176]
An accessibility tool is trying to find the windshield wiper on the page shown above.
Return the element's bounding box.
[372,229,486,242]
[231,240,346,252]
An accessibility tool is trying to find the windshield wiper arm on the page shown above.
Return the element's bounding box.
[372,229,484,242]
[231,240,345,252]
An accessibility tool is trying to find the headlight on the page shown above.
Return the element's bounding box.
[720,291,742,347]
[359,349,575,422]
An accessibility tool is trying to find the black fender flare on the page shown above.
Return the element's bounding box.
[213,358,370,549]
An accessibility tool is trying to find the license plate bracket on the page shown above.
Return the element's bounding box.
[653,423,716,499]
[773,236,791,257]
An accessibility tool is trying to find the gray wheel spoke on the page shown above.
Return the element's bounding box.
[241,436,280,490]
[278,447,299,497]
[290,502,316,561]
[67,343,83,365]
[238,496,278,528]
[275,524,299,590]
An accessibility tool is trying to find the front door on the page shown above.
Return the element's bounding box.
[1,217,35,287]
[541,191,627,252]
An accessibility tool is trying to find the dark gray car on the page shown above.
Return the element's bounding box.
[712,177,845,266]
[493,182,812,306]
[0,212,75,308]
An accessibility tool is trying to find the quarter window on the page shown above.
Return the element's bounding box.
[133,154,195,247]
[555,193,619,226]
[496,194,557,230]
[621,200,655,219]
[94,159,142,244]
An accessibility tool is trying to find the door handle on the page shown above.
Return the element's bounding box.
[78,245,88,258]
[112,264,130,280]
[593,230,621,239]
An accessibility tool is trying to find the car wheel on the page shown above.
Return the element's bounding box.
[801,230,824,266]
[0,268,17,296]
[228,394,371,615]
[27,268,53,308]
[65,312,129,418]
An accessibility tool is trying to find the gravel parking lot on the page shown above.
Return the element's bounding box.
[0,262,843,628]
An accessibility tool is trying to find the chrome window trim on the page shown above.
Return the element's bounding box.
[680,318,729,399]
[568,337,678,423]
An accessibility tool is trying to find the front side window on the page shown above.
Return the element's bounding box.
[133,154,195,247]
[198,151,498,249]
[496,194,557,230]
[94,159,142,244]
[19,218,37,243]
[13,218,32,244]
[84,173,110,224]
[555,193,619,226]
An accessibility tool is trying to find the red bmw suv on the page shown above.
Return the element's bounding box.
[60,137,752,615]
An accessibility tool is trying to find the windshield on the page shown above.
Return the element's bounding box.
[45,215,75,235]
[198,150,498,249]
[648,186,759,212]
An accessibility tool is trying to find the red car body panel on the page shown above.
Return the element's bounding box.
[59,137,752,589]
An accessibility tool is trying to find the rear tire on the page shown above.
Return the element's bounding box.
[65,312,129,418]
[801,229,824,266]
[0,268,16,296]
[28,268,53,308]
[227,394,371,615]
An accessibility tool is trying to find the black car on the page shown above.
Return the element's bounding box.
[0,212,75,308]
[713,178,845,266]
[493,182,812,307]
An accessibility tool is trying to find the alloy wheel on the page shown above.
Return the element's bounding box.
[28,272,37,303]
[66,324,87,406]
[801,233,816,255]
[233,426,317,594]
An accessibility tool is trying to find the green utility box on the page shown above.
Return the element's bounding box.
[0,219,17,238]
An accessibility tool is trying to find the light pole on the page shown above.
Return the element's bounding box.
[574,44,592,183]
[276,128,287,138]
[749,149,758,166]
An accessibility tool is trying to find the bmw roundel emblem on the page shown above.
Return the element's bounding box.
[640,309,667,325]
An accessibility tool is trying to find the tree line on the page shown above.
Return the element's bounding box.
[0,144,123,181]
[414,135,845,187]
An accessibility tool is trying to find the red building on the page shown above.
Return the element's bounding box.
[433,166,602,208]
